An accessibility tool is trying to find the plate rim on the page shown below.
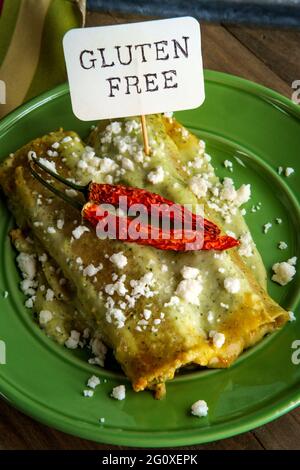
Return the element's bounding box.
[0,70,300,447]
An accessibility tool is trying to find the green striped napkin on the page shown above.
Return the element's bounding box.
[0,0,85,119]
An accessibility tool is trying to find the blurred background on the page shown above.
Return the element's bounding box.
[87,0,300,28]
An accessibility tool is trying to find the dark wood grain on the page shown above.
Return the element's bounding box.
[0,9,299,450]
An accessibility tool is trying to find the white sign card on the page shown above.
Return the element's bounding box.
[63,17,205,121]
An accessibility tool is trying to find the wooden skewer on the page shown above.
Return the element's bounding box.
[140,115,150,156]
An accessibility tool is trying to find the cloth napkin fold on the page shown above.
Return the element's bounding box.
[0,0,85,119]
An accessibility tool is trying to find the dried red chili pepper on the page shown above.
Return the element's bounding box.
[30,158,239,252]
[82,199,239,252]
[87,182,220,238]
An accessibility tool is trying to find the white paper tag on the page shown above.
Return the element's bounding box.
[63,17,205,121]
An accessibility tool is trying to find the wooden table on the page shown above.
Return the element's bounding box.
[0,10,300,450]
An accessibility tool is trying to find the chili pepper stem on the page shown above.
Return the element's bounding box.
[140,115,151,156]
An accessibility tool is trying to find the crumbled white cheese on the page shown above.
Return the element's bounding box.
[45,288,55,302]
[175,279,202,305]
[65,188,78,198]
[108,121,122,134]
[51,142,60,149]
[263,223,272,234]
[272,257,297,286]
[191,400,208,417]
[207,311,214,323]
[3,290,9,299]
[121,157,134,171]
[72,225,90,239]
[288,311,296,322]
[38,158,57,174]
[220,177,236,202]
[210,330,226,348]
[238,232,254,258]
[90,336,107,367]
[161,264,168,273]
[285,167,294,177]
[180,266,200,280]
[47,149,58,157]
[65,330,80,349]
[110,252,128,269]
[224,160,233,171]
[83,263,102,277]
[16,252,36,280]
[189,175,209,198]
[61,136,72,143]
[99,157,118,174]
[147,166,164,184]
[278,166,283,175]
[164,295,180,308]
[83,390,94,397]
[106,307,126,329]
[87,375,100,389]
[235,184,251,206]
[111,384,126,400]
[20,279,37,296]
[220,302,229,309]
[143,309,152,320]
[278,241,288,250]
[39,310,53,325]
[47,227,56,234]
[57,219,64,230]
[276,218,282,224]
[224,277,240,294]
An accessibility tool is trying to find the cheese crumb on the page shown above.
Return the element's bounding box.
[147,166,164,184]
[176,278,202,305]
[224,277,240,294]
[57,219,64,230]
[110,252,128,269]
[111,384,126,400]
[263,223,272,234]
[278,241,288,250]
[16,252,36,280]
[87,375,100,389]
[238,232,254,258]
[189,175,209,198]
[288,311,296,322]
[210,330,226,348]
[272,257,297,286]
[65,330,80,349]
[161,264,168,272]
[83,390,94,397]
[83,263,102,277]
[180,266,200,280]
[72,225,90,239]
[285,167,294,177]
[191,400,208,417]
[38,158,57,174]
[224,160,233,171]
[39,310,53,325]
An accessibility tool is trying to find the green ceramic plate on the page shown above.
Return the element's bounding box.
[0,71,299,447]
